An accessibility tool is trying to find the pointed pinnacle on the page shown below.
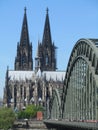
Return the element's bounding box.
[46,7,49,14]
[24,7,27,13]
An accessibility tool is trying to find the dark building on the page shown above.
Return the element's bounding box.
[15,8,33,70]
[35,8,57,71]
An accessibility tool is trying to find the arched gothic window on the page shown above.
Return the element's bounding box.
[38,82,42,99]
[24,87,26,106]
[20,85,22,99]
[14,85,17,108]
[45,54,49,65]
[22,54,26,64]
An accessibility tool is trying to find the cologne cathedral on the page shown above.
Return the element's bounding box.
[3,8,65,113]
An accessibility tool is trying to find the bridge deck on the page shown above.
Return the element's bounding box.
[44,120,98,129]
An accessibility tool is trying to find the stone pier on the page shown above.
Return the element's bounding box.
[13,120,48,130]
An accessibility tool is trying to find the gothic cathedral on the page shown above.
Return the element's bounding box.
[3,8,65,114]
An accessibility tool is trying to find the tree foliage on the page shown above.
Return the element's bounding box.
[17,105,43,119]
[0,107,15,130]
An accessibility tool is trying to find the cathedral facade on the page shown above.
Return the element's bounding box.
[3,8,65,112]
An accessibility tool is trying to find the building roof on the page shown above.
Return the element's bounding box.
[42,71,65,81]
[8,71,35,81]
[8,70,65,82]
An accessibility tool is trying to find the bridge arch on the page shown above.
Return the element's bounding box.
[50,88,61,120]
[62,38,98,120]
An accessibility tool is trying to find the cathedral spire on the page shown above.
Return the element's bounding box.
[42,8,52,46]
[36,8,57,71]
[20,7,30,46]
[15,8,33,70]
[35,41,41,71]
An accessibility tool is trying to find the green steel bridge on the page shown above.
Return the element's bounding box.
[44,38,98,130]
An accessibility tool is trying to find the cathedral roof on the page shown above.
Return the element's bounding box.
[42,71,65,81]
[8,70,65,82]
[8,71,35,81]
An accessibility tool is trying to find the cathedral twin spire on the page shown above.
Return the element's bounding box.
[15,7,33,70]
[15,7,57,71]
[20,7,30,47]
[35,8,57,71]
[42,8,52,47]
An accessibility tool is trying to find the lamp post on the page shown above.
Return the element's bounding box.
[22,98,27,110]
[10,98,14,108]
[38,97,42,105]
[24,98,27,106]
[30,97,34,104]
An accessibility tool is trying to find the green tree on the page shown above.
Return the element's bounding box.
[0,107,15,130]
[17,105,44,119]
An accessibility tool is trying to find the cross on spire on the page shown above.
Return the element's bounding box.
[24,7,27,13]
[46,7,49,14]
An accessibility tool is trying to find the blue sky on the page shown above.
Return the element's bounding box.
[0,0,98,98]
